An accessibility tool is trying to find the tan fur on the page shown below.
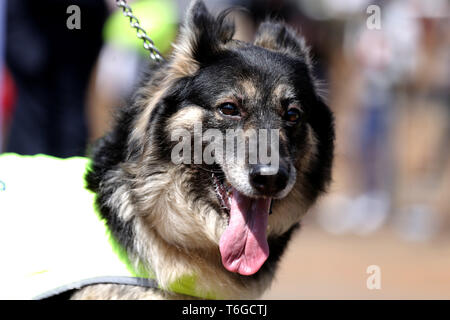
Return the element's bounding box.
[254,23,311,65]
[239,80,258,98]
[253,32,279,52]
[72,284,187,300]
[170,39,200,78]
[167,107,204,132]
[273,84,297,102]
[129,78,175,149]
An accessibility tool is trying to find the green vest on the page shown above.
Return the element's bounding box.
[0,154,211,299]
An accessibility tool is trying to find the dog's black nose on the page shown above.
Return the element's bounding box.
[249,165,289,196]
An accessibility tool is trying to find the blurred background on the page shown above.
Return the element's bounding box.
[0,0,449,299]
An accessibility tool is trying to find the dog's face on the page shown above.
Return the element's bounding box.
[89,0,334,284]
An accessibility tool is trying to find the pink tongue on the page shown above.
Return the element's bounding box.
[219,189,271,276]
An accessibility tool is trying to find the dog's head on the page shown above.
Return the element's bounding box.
[89,0,334,281]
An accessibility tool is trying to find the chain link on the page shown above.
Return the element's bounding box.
[115,0,165,63]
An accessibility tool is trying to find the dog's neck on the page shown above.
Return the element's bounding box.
[114,166,274,299]
[130,224,274,299]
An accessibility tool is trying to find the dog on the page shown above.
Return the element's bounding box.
[73,0,334,299]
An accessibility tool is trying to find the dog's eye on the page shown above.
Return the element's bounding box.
[285,108,301,124]
[219,103,240,117]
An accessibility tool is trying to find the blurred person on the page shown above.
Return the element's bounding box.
[86,0,178,142]
[390,1,450,239]
[318,0,450,238]
[5,0,108,157]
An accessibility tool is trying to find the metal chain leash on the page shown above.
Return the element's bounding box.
[115,0,165,63]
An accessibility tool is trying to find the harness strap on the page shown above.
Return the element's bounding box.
[35,276,159,299]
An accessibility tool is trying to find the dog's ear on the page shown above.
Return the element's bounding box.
[254,21,311,64]
[170,0,234,74]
